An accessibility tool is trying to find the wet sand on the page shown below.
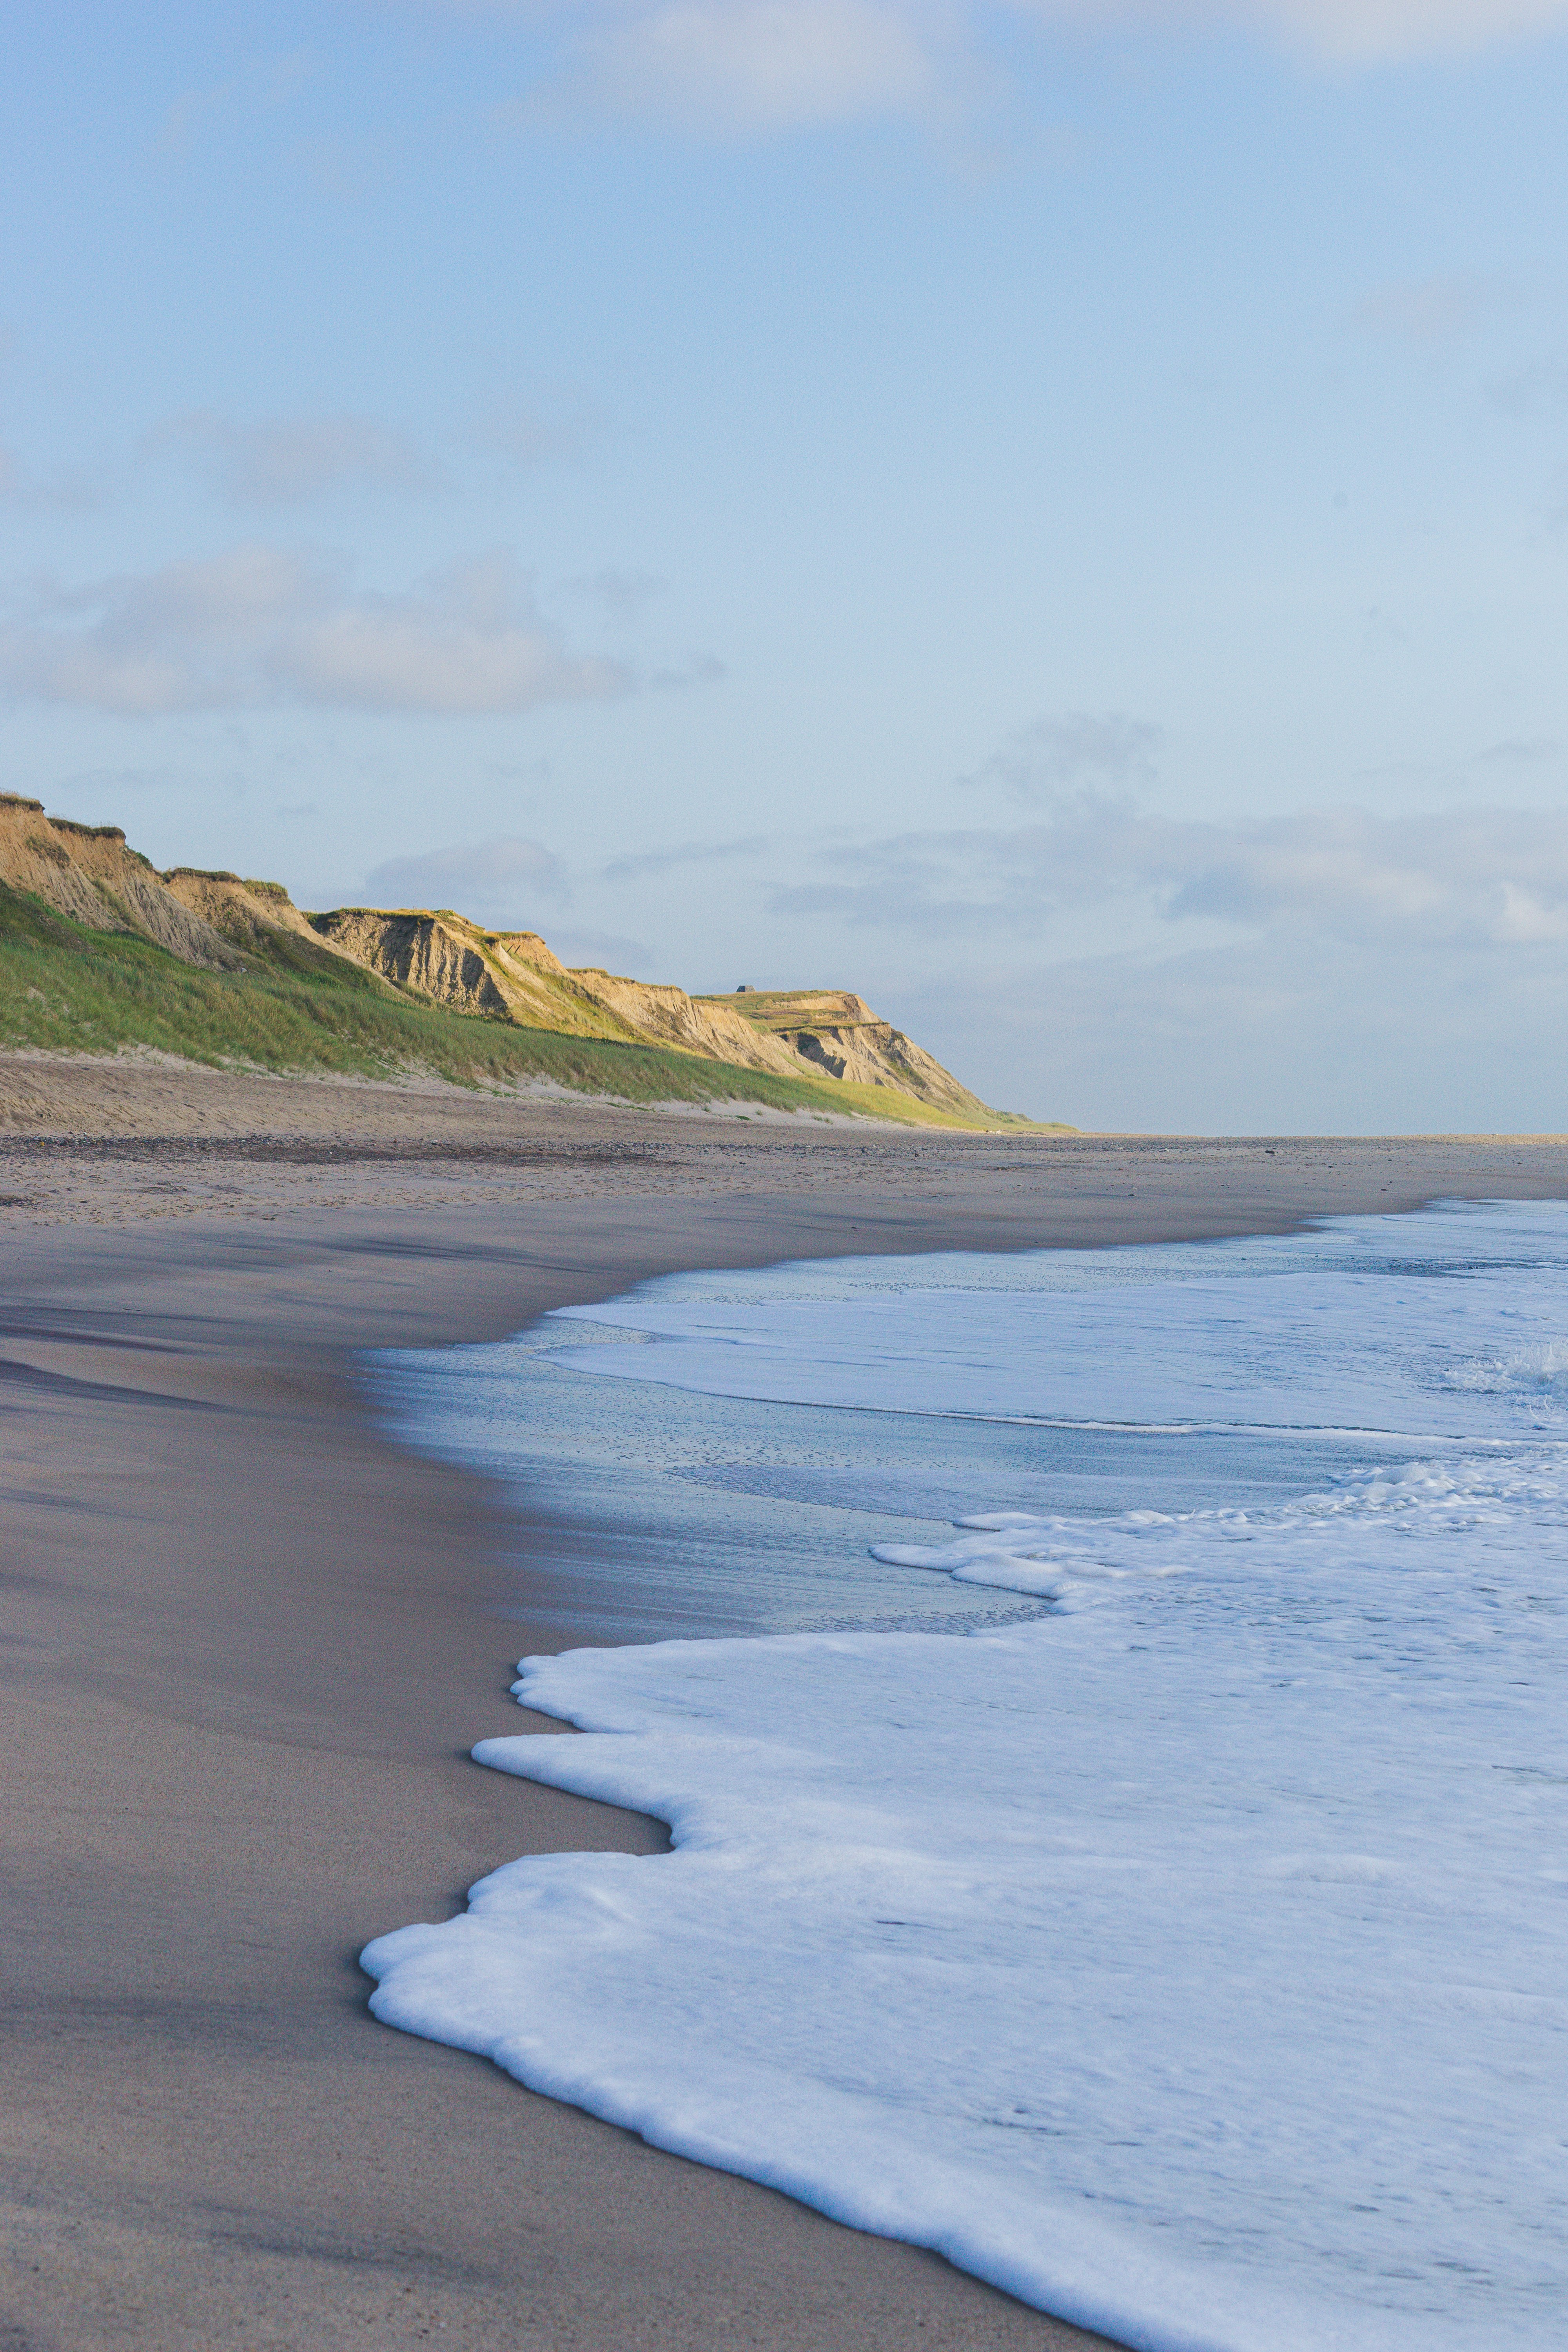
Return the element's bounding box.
[5,1067,1568,2348]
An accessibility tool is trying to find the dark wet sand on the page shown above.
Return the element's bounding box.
[5,1088,1568,2349]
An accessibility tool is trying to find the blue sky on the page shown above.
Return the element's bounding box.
[4,2,1568,1129]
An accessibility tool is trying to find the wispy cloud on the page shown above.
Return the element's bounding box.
[7,395,601,523]
[1486,357,1568,416]
[0,443,108,515]
[1233,0,1568,61]
[562,566,668,619]
[1157,804,1568,942]
[363,833,570,917]
[963,711,1161,799]
[895,921,1568,1133]
[547,924,655,969]
[469,389,605,467]
[1024,2,1568,65]
[0,546,635,715]
[150,412,442,506]
[770,796,1568,948]
[1350,273,1515,345]
[155,80,238,157]
[1469,736,1560,767]
[481,1,1568,139]
[601,833,769,882]
[154,51,316,156]
[649,651,728,690]
[570,0,946,130]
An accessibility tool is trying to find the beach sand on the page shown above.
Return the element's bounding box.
[5,1059,1567,2349]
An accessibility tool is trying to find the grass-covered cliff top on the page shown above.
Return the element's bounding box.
[0,882,1032,1127]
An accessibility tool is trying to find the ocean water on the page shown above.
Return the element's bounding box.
[363,1203,1568,2352]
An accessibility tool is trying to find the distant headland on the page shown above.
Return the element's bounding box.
[0,793,1060,1131]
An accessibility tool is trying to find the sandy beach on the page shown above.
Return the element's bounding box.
[6,1060,1568,2350]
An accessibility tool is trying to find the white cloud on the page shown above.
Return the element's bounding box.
[363,834,570,916]
[964,711,1161,799]
[155,80,236,157]
[151,412,441,505]
[470,390,604,467]
[1469,736,1560,765]
[1352,274,1514,343]
[1020,1,1568,64]
[491,0,1568,135]
[0,546,635,715]
[0,443,107,514]
[1486,357,1568,414]
[601,832,769,880]
[565,0,946,128]
[770,796,1568,948]
[893,925,1568,1132]
[546,923,657,967]
[563,566,669,618]
[1233,0,1568,60]
[1160,804,1568,942]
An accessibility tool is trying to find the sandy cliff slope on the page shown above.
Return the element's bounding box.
[700,988,996,1120]
[309,910,646,1041]
[285,909,996,1117]
[306,926,995,1118]
[0,798,1017,1123]
[161,867,368,969]
[1,795,243,970]
[563,969,807,1078]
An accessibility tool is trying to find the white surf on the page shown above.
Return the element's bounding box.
[365,1202,1568,2352]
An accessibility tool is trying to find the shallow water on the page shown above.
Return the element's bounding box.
[366,1202,1568,2352]
[373,1239,1438,1642]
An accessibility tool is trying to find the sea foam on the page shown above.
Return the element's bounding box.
[363,1202,1568,2351]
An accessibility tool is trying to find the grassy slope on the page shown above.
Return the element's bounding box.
[0,883,1030,1127]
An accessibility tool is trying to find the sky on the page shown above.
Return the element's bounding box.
[4,2,1568,1131]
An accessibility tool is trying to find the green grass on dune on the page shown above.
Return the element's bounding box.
[0,883,1026,1125]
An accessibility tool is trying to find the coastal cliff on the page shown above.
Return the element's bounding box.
[0,793,1034,1127]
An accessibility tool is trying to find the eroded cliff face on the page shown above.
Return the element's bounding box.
[290,920,990,1113]
[310,909,514,1017]
[286,922,992,1114]
[307,910,643,1040]
[1,795,1002,1120]
[560,975,991,1116]
[1,797,243,970]
[563,970,806,1078]
[697,989,993,1119]
[160,866,376,974]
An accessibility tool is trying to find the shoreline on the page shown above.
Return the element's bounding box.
[6,1096,1568,2347]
